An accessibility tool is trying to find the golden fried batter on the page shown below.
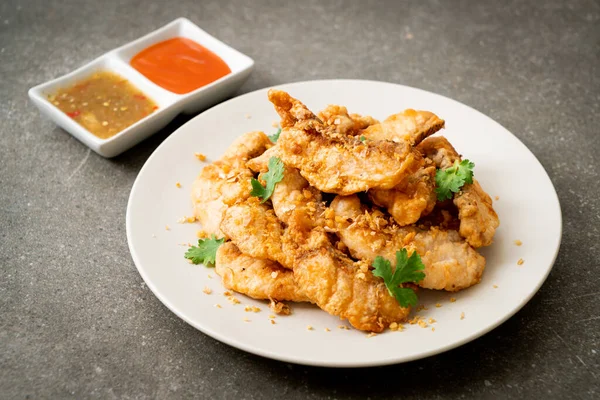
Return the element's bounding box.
[247,151,325,227]
[369,159,437,226]
[329,195,486,292]
[268,89,425,195]
[191,131,271,237]
[215,242,309,302]
[221,197,411,331]
[361,109,445,145]
[317,104,379,136]
[220,198,293,269]
[286,220,411,332]
[417,136,499,247]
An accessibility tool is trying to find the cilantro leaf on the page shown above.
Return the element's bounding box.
[372,249,426,307]
[359,135,366,142]
[268,128,281,143]
[434,159,475,201]
[250,156,284,202]
[184,235,225,265]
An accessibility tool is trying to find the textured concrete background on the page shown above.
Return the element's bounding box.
[1,0,599,398]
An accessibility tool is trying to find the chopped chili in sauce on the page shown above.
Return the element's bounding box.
[49,71,157,139]
[130,37,231,94]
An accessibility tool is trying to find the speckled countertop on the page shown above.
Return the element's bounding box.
[1,0,599,398]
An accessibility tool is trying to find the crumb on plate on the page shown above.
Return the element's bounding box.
[269,299,291,315]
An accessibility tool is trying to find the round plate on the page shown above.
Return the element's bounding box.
[126,80,561,367]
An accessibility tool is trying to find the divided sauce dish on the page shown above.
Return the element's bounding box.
[28,18,254,157]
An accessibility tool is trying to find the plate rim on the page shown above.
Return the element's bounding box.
[126,79,563,367]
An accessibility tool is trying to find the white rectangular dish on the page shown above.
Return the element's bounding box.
[28,18,254,158]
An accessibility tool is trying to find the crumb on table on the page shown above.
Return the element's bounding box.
[203,286,212,295]
[517,258,525,266]
[460,312,465,320]
[194,152,207,161]
[450,297,456,303]
[175,182,182,188]
[514,240,523,246]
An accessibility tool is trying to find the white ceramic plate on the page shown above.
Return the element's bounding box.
[126,80,561,367]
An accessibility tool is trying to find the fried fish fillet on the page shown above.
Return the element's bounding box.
[221,198,411,331]
[317,104,379,136]
[285,217,411,332]
[215,242,309,302]
[417,136,499,247]
[329,195,486,292]
[247,153,326,228]
[268,89,426,195]
[361,109,445,145]
[191,131,271,237]
[220,198,293,269]
[368,159,437,226]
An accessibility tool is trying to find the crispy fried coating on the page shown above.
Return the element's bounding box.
[361,109,445,145]
[220,198,293,268]
[369,159,437,226]
[286,220,411,332]
[317,105,379,136]
[191,131,271,237]
[247,150,325,227]
[268,89,425,195]
[329,195,486,292]
[215,242,309,302]
[417,136,499,247]
[221,197,411,331]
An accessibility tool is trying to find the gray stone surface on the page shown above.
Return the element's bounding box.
[1,0,599,398]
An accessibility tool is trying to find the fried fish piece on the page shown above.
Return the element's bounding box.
[191,131,271,237]
[286,220,411,332]
[268,89,426,195]
[368,159,437,226]
[417,136,499,247]
[220,198,293,268]
[361,109,445,146]
[221,197,411,332]
[329,195,486,292]
[317,104,379,136]
[247,153,326,228]
[215,242,309,302]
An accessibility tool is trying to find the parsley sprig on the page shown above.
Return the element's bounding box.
[268,128,281,143]
[372,249,425,307]
[434,159,475,201]
[184,235,225,265]
[250,157,284,202]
